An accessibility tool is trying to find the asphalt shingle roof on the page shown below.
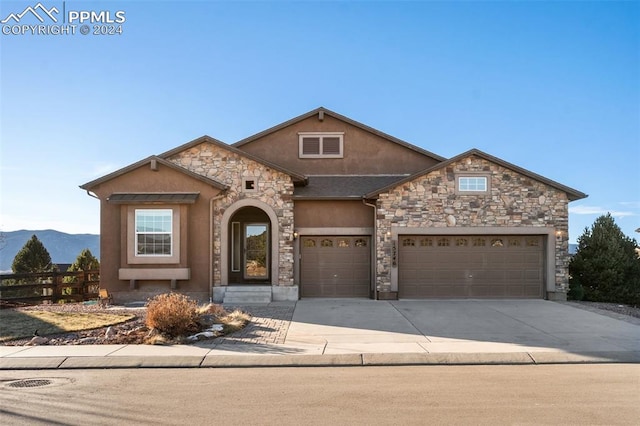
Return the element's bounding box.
[293,175,408,199]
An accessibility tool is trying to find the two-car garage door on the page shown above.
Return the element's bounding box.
[398,235,544,299]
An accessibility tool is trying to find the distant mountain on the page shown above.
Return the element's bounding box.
[0,230,99,272]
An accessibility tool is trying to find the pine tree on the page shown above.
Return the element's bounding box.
[569,214,640,305]
[67,248,100,272]
[11,234,53,274]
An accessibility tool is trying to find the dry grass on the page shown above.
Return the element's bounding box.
[0,310,135,343]
[218,309,251,334]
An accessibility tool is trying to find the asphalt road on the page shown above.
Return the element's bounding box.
[1,364,638,425]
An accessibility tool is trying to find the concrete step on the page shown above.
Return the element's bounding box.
[225,286,271,293]
[223,286,272,304]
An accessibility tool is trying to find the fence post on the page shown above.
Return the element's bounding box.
[52,271,60,304]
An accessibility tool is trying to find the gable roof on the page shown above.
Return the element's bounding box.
[232,107,447,162]
[159,135,307,183]
[80,156,229,191]
[293,175,409,200]
[365,148,588,201]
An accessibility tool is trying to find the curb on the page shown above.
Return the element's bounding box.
[1,351,639,370]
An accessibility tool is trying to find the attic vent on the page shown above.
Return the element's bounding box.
[298,132,344,158]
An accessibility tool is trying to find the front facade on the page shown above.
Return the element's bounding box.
[81,107,586,303]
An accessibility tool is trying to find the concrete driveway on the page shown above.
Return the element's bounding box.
[285,299,640,357]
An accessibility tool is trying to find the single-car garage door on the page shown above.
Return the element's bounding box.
[399,235,544,299]
[301,236,371,297]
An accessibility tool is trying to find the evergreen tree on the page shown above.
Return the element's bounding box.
[569,214,640,305]
[11,234,53,274]
[67,248,100,272]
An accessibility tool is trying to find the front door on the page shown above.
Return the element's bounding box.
[229,206,271,284]
[244,223,268,280]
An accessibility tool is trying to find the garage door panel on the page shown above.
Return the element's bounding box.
[399,234,544,299]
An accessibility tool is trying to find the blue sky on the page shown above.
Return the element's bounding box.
[1,0,638,243]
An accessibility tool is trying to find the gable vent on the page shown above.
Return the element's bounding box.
[322,137,341,155]
[302,137,320,155]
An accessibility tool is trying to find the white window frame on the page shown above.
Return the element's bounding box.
[127,206,181,264]
[456,174,490,194]
[298,132,344,158]
[134,209,173,257]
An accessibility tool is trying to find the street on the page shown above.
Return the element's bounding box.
[1,364,638,425]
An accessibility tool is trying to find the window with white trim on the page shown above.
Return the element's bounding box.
[298,132,344,158]
[458,176,487,192]
[135,209,173,256]
[456,175,490,194]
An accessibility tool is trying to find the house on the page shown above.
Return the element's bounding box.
[81,107,587,304]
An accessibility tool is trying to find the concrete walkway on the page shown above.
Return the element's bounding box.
[1,300,638,369]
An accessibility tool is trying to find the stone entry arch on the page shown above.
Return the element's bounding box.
[220,199,280,286]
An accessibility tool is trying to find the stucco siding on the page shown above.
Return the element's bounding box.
[238,114,439,175]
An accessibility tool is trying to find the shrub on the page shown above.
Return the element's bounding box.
[146,293,199,337]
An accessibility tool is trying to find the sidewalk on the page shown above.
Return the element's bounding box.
[1,300,639,369]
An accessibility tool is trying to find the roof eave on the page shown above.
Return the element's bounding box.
[80,155,229,192]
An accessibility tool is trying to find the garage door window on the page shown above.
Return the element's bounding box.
[355,238,367,247]
[526,238,540,247]
[338,238,350,248]
[473,238,486,246]
[420,238,433,247]
[491,238,504,247]
[455,238,468,246]
[438,238,450,247]
[321,239,333,247]
[402,238,415,247]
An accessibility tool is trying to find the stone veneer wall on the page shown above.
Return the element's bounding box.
[375,155,569,296]
[168,143,295,286]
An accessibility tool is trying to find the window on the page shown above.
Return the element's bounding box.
[420,238,433,247]
[473,238,486,247]
[455,238,468,247]
[458,176,488,192]
[135,209,172,256]
[321,239,333,247]
[491,238,504,247]
[338,238,350,248]
[402,238,415,247]
[303,239,316,248]
[437,238,450,247]
[299,132,344,158]
[456,175,490,194]
[355,238,367,247]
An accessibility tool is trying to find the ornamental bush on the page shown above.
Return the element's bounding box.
[146,293,199,337]
[569,214,640,306]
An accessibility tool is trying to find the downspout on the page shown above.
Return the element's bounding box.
[209,193,226,303]
[363,198,378,300]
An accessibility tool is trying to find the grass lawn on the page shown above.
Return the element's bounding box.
[0,310,135,343]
